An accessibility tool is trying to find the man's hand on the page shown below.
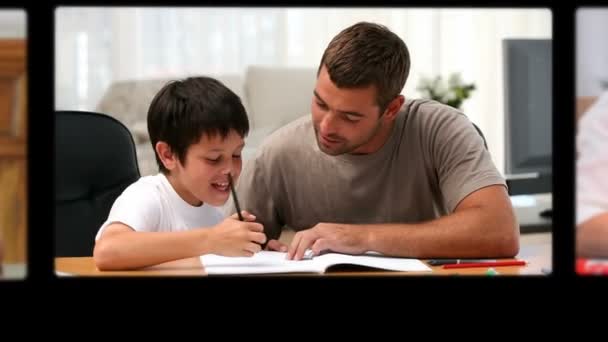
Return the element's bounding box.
[286,223,370,260]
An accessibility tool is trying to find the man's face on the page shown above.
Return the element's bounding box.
[168,129,244,207]
[311,66,385,156]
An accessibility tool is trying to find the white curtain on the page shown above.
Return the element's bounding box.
[55,7,551,173]
[576,8,608,97]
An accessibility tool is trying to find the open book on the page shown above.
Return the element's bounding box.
[200,251,431,275]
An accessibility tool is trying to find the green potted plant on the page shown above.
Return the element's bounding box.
[416,72,476,110]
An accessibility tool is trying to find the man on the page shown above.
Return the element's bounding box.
[230,22,519,260]
[577,91,608,258]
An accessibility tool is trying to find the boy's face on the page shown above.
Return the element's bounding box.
[166,129,245,207]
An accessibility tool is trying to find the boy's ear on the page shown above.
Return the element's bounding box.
[155,141,177,171]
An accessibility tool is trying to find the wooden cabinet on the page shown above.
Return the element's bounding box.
[0,39,27,264]
[577,96,597,122]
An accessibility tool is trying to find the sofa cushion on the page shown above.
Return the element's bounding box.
[245,66,316,130]
[96,74,248,143]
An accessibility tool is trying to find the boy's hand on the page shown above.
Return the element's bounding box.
[230,210,257,222]
[209,212,266,257]
[230,211,286,252]
[265,239,288,252]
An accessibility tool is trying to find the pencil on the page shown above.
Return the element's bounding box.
[228,173,244,221]
[228,173,266,250]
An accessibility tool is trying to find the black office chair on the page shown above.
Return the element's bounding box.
[473,124,514,196]
[55,111,140,257]
[472,122,488,150]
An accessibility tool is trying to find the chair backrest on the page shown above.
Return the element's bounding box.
[55,111,140,257]
[472,122,488,150]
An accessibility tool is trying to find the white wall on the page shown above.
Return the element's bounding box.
[577,8,608,97]
[0,10,26,38]
[55,8,551,174]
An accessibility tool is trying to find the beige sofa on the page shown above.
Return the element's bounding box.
[96,65,318,176]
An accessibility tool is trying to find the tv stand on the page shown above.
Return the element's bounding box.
[539,208,552,219]
[510,193,552,233]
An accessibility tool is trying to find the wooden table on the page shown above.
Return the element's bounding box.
[55,233,551,277]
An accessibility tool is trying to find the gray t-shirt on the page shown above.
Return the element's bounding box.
[231,99,506,240]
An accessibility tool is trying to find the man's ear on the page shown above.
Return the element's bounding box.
[155,141,177,171]
[382,95,405,122]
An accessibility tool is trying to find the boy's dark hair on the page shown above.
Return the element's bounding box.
[147,76,249,174]
[318,22,410,113]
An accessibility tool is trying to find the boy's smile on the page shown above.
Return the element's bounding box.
[210,181,230,193]
[162,129,245,207]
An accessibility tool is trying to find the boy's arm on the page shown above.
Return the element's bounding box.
[93,212,265,271]
[94,223,215,270]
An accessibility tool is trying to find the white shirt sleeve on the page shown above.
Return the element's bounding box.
[577,91,608,225]
[95,184,161,240]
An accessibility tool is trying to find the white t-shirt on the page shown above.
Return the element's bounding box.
[577,91,608,225]
[95,173,224,240]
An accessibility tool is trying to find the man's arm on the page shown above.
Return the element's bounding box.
[577,213,608,258]
[288,185,519,260]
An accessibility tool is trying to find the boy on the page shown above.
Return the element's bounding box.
[93,77,266,270]
[577,90,608,257]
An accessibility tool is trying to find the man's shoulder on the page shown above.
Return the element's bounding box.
[402,98,472,132]
[403,98,466,121]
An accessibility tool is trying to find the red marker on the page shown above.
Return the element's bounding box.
[443,260,526,269]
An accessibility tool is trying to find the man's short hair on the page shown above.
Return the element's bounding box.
[318,22,410,112]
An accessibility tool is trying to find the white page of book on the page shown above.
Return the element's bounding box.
[200,251,431,275]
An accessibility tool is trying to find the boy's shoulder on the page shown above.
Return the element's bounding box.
[118,174,166,202]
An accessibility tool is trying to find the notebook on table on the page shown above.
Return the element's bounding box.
[200,250,431,275]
